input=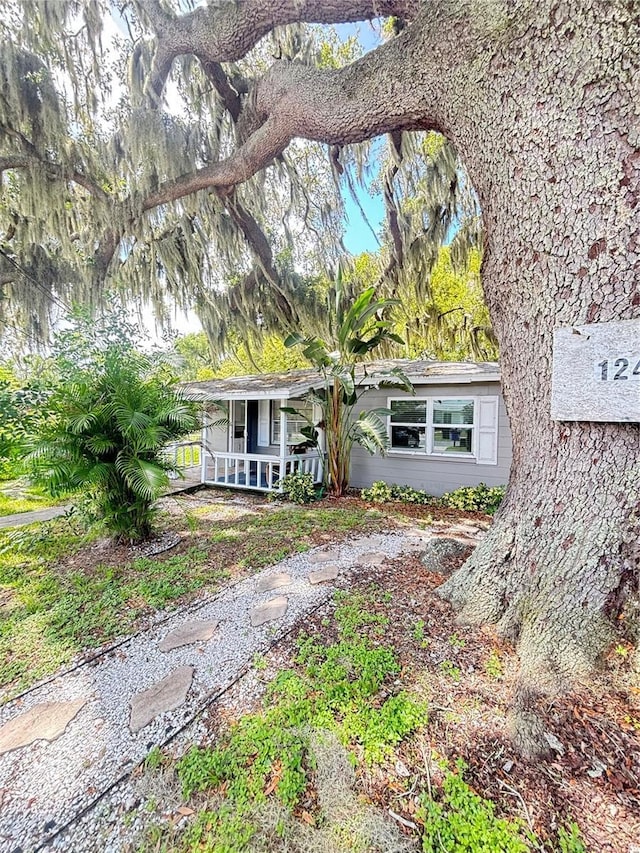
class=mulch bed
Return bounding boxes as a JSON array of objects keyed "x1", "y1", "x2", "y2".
[{"x1": 247, "y1": 536, "x2": 640, "y2": 852}]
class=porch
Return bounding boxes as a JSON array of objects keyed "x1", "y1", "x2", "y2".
[
  {"x1": 201, "y1": 449, "x2": 324, "y2": 493},
  {"x1": 181, "y1": 370, "x2": 327, "y2": 494}
]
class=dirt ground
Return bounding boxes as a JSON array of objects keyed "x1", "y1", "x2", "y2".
[
  {"x1": 19, "y1": 489, "x2": 639, "y2": 850},
  {"x1": 200, "y1": 500, "x2": 640, "y2": 853}
]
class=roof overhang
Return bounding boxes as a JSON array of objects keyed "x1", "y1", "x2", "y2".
[{"x1": 182, "y1": 359, "x2": 501, "y2": 403}]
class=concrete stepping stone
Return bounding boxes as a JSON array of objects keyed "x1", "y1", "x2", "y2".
[
  {"x1": 308, "y1": 564, "x2": 340, "y2": 585},
  {"x1": 159, "y1": 619, "x2": 219, "y2": 652},
  {"x1": 129, "y1": 666, "x2": 194, "y2": 733},
  {"x1": 308, "y1": 550, "x2": 340, "y2": 564},
  {"x1": 256, "y1": 571, "x2": 292, "y2": 593},
  {"x1": 357, "y1": 551, "x2": 388, "y2": 567},
  {"x1": 250, "y1": 595, "x2": 288, "y2": 627},
  {"x1": 0, "y1": 699, "x2": 86, "y2": 756}
]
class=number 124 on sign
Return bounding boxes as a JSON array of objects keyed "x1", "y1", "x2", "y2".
[{"x1": 595, "y1": 356, "x2": 640, "y2": 382}]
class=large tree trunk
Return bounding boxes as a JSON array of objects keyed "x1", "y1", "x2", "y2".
[{"x1": 433, "y1": 1, "x2": 640, "y2": 753}]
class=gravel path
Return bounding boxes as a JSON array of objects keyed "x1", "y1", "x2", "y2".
[{"x1": 0, "y1": 529, "x2": 432, "y2": 853}]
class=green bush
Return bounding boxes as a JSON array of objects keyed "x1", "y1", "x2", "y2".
[
  {"x1": 27, "y1": 311, "x2": 199, "y2": 543},
  {"x1": 361, "y1": 480, "x2": 433, "y2": 505},
  {"x1": 275, "y1": 471, "x2": 319, "y2": 504},
  {"x1": 440, "y1": 483, "x2": 505, "y2": 514}
]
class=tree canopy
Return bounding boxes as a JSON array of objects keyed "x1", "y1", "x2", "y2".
[{"x1": 0, "y1": 1, "x2": 481, "y2": 355}]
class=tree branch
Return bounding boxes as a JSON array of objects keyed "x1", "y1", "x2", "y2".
[
  {"x1": 224, "y1": 193, "x2": 277, "y2": 279},
  {"x1": 146, "y1": 0, "x2": 419, "y2": 65},
  {"x1": 0, "y1": 149, "x2": 109, "y2": 201},
  {"x1": 200, "y1": 61, "x2": 243, "y2": 122},
  {"x1": 139, "y1": 28, "x2": 436, "y2": 211}
]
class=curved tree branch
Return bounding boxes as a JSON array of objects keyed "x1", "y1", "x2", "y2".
[
  {"x1": 141, "y1": 0, "x2": 419, "y2": 65},
  {"x1": 139, "y1": 26, "x2": 439, "y2": 213},
  {"x1": 0, "y1": 149, "x2": 109, "y2": 201}
]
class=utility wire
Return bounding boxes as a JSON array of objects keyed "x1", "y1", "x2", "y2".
[{"x1": 0, "y1": 317, "x2": 50, "y2": 350}]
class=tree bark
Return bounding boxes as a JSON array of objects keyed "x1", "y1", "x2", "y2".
[{"x1": 427, "y1": 0, "x2": 640, "y2": 754}]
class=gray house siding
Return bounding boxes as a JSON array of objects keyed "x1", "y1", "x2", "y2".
[{"x1": 349, "y1": 382, "x2": 512, "y2": 496}]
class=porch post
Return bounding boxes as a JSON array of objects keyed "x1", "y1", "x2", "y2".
[
  {"x1": 200, "y1": 406, "x2": 208, "y2": 484},
  {"x1": 279, "y1": 397, "x2": 287, "y2": 489}
]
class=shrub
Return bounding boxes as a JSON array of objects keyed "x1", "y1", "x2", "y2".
[
  {"x1": 361, "y1": 480, "x2": 433, "y2": 505},
  {"x1": 440, "y1": 483, "x2": 505, "y2": 514},
  {"x1": 28, "y1": 311, "x2": 199, "y2": 542},
  {"x1": 275, "y1": 471, "x2": 319, "y2": 504}
]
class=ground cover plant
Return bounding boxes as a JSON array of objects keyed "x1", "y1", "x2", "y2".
[
  {"x1": 361, "y1": 481, "x2": 506, "y2": 516},
  {"x1": 0, "y1": 492, "x2": 385, "y2": 699},
  {"x1": 127, "y1": 567, "x2": 623, "y2": 853}
]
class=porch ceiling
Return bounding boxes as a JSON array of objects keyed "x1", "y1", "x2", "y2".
[{"x1": 182, "y1": 359, "x2": 501, "y2": 402}]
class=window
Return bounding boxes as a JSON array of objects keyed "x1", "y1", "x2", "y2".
[
  {"x1": 389, "y1": 399, "x2": 427, "y2": 450},
  {"x1": 271, "y1": 399, "x2": 315, "y2": 446},
  {"x1": 388, "y1": 397, "x2": 477, "y2": 457},
  {"x1": 432, "y1": 399, "x2": 474, "y2": 455}
]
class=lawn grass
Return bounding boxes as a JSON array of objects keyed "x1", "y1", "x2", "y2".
[
  {"x1": 0, "y1": 516, "x2": 226, "y2": 696},
  {"x1": 0, "y1": 497, "x2": 380, "y2": 699},
  {"x1": 207, "y1": 505, "x2": 379, "y2": 569},
  {"x1": 0, "y1": 479, "x2": 67, "y2": 516}
]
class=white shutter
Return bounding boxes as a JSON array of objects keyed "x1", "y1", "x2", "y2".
[
  {"x1": 258, "y1": 399, "x2": 271, "y2": 446},
  {"x1": 476, "y1": 396, "x2": 499, "y2": 465}
]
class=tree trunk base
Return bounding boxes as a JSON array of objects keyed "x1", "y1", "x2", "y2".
[{"x1": 437, "y1": 485, "x2": 640, "y2": 759}]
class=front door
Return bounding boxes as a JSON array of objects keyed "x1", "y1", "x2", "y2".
[
  {"x1": 246, "y1": 400, "x2": 259, "y2": 454},
  {"x1": 231, "y1": 400, "x2": 246, "y2": 453}
]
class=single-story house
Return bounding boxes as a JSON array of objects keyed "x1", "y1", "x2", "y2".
[{"x1": 182, "y1": 359, "x2": 512, "y2": 496}]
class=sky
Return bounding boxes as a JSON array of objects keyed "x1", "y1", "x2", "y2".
[{"x1": 336, "y1": 22, "x2": 386, "y2": 256}]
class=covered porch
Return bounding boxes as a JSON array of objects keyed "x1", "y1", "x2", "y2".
[{"x1": 183, "y1": 369, "x2": 325, "y2": 494}]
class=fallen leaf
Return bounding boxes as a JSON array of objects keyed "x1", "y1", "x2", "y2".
[{"x1": 176, "y1": 806, "x2": 195, "y2": 817}]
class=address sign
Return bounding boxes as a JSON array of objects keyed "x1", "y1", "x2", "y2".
[{"x1": 551, "y1": 320, "x2": 640, "y2": 422}]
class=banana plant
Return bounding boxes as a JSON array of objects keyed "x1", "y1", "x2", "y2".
[{"x1": 284, "y1": 283, "x2": 413, "y2": 496}]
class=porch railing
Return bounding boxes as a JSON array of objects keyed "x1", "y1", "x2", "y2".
[
  {"x1": 164, "y1": 440, "x2": 202, "y2": 479},
  {"x1": 202, "y1": 450, "x2": 324, "y2": 493}
]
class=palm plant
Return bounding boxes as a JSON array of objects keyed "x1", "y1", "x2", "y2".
[
  {"x1": 284, "y1": 283, "x2": 413, "y2": 496},
  {"x1": 29, "y1": 345, "x2": 199, "y2": 542}
]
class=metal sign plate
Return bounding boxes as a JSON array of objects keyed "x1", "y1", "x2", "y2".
[{"x1": 550, "y1": 320, "x2": 640, "y2": 422}]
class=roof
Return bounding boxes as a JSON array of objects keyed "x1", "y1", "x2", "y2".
[{"x1": 182, "y1": 359, "x2": 501, "y2": 402}]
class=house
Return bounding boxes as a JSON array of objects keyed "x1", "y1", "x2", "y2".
[{"x1": 182, "y1": 359, "x2": 512, "y2": 496}]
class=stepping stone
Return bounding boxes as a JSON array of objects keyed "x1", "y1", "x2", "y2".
[
  {"x1": 250, "y1": 595, "x2": 288, "y2": 627},
  {"x1": 357, "y1": 551, "x2": 388, "y2": 567},
  {"x1": 159, "y1": 619, "x2": 219, "y2": 652},
  {"x1": 308, "y1": 564, "x2": 339, "y2": 585},
  {"x1": 0, "y1": 699, "x2": 86, "y2": 756},
  {"x1": 308, "y1": 550, "x2": 339, "y2": 565},
  {"x1": 130, "y1": 666, "x2": 194, "y2": 733},
  {"x1": 256, "y1": 572, "x2": 292, "y2": 593}
]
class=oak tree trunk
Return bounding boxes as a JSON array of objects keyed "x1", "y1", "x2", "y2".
[{"x1": 426, "y1": 1, "x2": 640, "y2": 752}]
